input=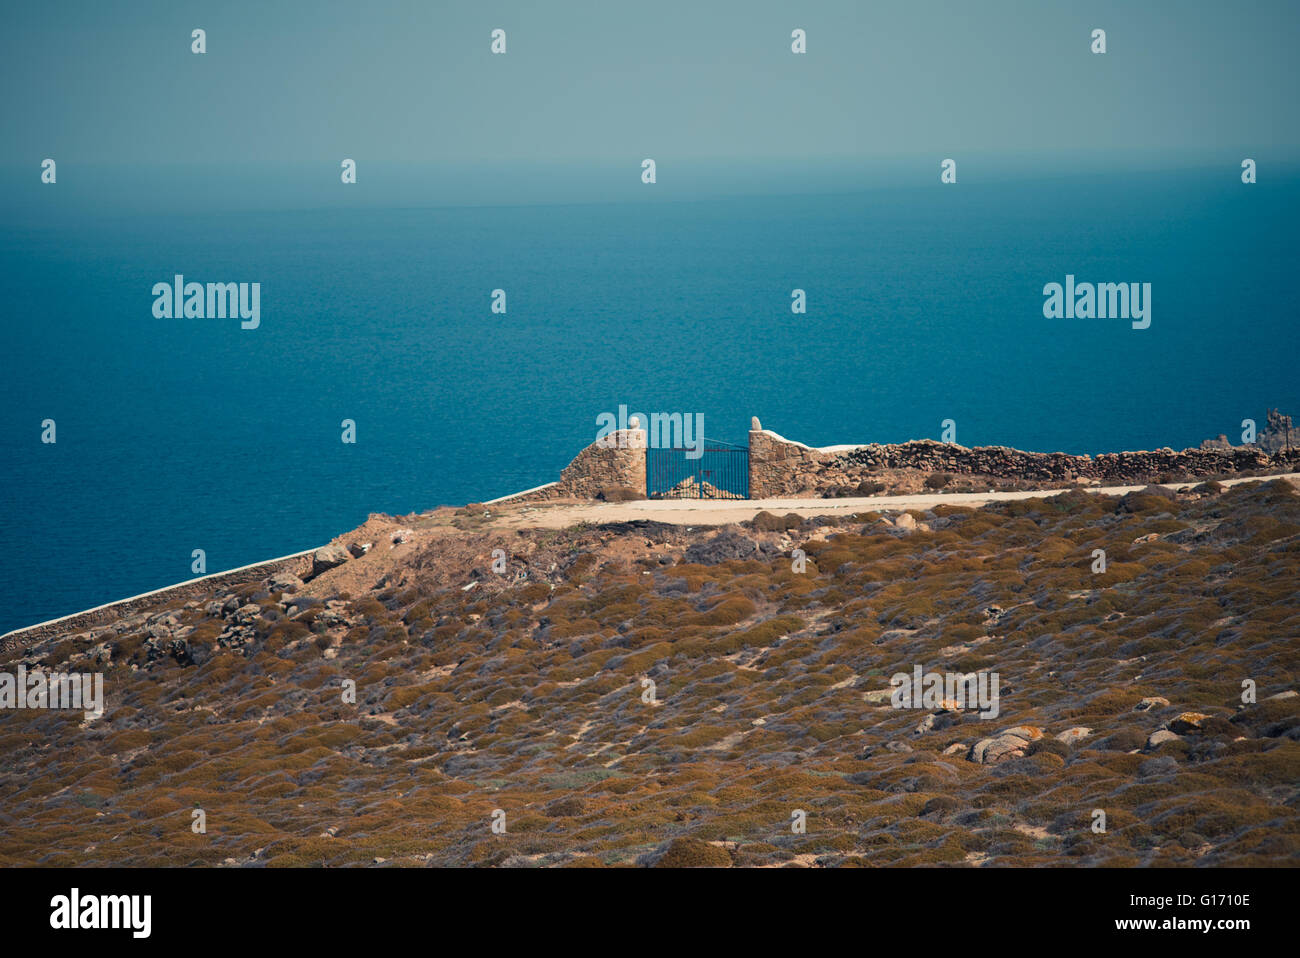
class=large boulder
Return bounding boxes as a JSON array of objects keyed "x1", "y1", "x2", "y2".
[
  {"x1": 1145, "y1": 729, "x2": 1182, "y2": 750},
  {"x1": 1055, "y1": 726, "x2": 1092, "y2": 746},
  {"x1": 311, "y1": 545, "x2": 351, "y2": 577},
  {"x1": 1169, "y1": 711, "x2": 1210, "y2": 734},
  {"x1": 999, "y1": 725, "x2": 1043, "y2": 741},
  {"x1": 268, "y1": 571, "x2": 304, "y2": 594},
  {"x1": 969, "y1": 734, "x2": 1030, "y2": 765}
]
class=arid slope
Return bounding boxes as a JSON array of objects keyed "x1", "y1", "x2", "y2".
[{"x1": 1, "y1": 479, "x2": 1297, "y2": 867}]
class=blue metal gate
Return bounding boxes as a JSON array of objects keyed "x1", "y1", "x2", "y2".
[{"x1": 646, "y1": 440, "x2": 749, "y2": 499}]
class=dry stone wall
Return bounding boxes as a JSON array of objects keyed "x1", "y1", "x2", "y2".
[
  {"x1": 494, "y1": 414, "x2": 1298, "y2": 505},
  {"x1": 748, "y1": 421, "x2": 1299, "y2": 499},
  {"x1": 1, "y1": 551, "x2": 314, "y2": 653}
]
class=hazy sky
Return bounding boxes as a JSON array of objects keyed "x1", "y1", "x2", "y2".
[{"x1": 4, "y1": 0, "x2": 1298, "y2": 168}]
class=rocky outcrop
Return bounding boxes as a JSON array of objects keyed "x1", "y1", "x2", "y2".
[
  {"x1": 1260, "y1": 408, "x2": 1296, "y2": 455},
  {"x1": 1200, "y1": 410, "x2": 1294, "y2": 455}
]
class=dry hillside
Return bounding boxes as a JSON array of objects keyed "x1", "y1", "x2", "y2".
[{"x1": 1, "y1": 479, "x2": 1298, "y2": 867}]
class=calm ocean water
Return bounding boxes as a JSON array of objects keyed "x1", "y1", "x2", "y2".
[{"x1": 1, "y1": 169, "x2": 1296, "y2": 632}]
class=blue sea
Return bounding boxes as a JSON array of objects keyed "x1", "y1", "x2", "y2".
[{"x1": 2, "y1": 166, "x2": 1297, "y2": 633}]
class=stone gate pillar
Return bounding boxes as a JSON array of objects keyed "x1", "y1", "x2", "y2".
[
  {"x1": 553, "y1": 416, "x2": 647, "y2": 499},
  {"x1": 748, "y1": 416, "x2": 766, "y2": 499}
]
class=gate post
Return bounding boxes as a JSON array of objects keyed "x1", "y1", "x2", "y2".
[
  {"x1": 748, "y1": 416, "x2": 764, "y2": 499},
  {"x1": 552, "y1": 416, "x2": 647, "y2": 499},
  {"x1": 628, "y1": 416, "x2": 648, "y2": 497}
]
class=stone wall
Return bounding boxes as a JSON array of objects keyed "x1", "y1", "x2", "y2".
[
  {"x1": 748, "y1": 418, "x2": 1300, "y2": 499},
  {"x1": 0, "y1": 550, "x2": 315, "y2": 654},
  {"x1": 748, "y1": 422, "x2": 837, "y2": 498},
  {"x1": 491, "y1": 414, "x2": 1299, "y2": 505},
  {"x1": 507, "y1": 425, "x2": 648, "y2": 502}
]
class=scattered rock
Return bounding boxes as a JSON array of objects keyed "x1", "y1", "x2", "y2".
[
  {"x1": 232, "y1": 604, "x2": 261, "y2": 624},
  {"x1": 1055, "y1": 726, "x2": 1091, "y2": 745},
  {"x1": 981, "y1": 605, "x2": 1005, "y2": 624},
  {"x1": 315, "y1": 606, "x2": 351, "y2": 630},
  {"x1": 1138, "y1": 756, "x2": 1180, "y2": 777},
  {"x1": 1134, "y1": 696, "x2": 1170, "y2": 712},
  {"x1": 267, "y1": 572, "x2": 303, "y2": 594},
  {"x1": 861, "y1": 740, "x2": 914, "y2": 758},
  {"x1": 999, "y1": 725, "x2": 1043, "y2": 741},
  {"x1": 683, "y1": 531, "x2": 775, "y2": 565},
  {"x1": 1145, "y1": 729, "x2": 1182, "y2": 749}
]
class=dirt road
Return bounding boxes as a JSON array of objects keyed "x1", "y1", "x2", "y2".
[{"x1": 498, "y1": 473, "x2": 1300, "y2": 528}]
